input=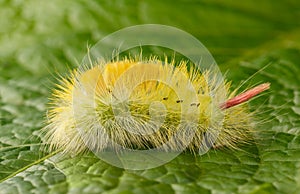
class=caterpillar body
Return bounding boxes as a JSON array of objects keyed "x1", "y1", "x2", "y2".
[{"x1": 43, "y1": 57, "x2": 269, "y2": 155}]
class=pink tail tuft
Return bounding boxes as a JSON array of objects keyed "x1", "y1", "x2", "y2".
[{"x1": 220, "y1": 83, "x2": 270, "y2": 109}]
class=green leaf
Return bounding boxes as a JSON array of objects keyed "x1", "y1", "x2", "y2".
[{"x1": 0, "y1": 1, "x2": 300, "y2": 194}]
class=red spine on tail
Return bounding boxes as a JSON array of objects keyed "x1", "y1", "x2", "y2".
[{"x1": 220, "y1": 83, "x2": 270, "y2": 110}]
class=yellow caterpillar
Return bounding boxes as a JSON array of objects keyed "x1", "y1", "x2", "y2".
[{"x1": 43, "y1": 57, "x2": 269, "y2": 155}]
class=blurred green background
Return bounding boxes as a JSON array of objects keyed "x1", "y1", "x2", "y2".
[{"x1": 0, "y1": 1, "x2": 300, "y2": 194}]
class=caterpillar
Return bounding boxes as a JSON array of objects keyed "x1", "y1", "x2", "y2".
[{"x1": 43, "y1": 56, "x2": 270, "y2": 156}]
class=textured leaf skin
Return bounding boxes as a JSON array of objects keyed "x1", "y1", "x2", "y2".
[{"x1": 0, "y1": 1, "x2": 300, "y2": 194}]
